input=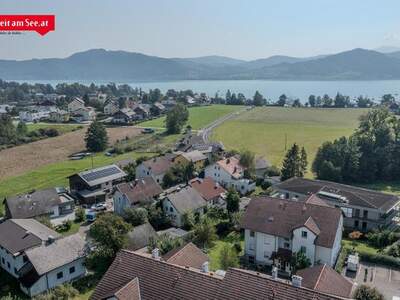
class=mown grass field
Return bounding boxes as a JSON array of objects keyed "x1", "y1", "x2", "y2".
[
  {"x1": 211, "y1": 107, "x2": 369, "y2": 174},
  {"x1": 0, "y1": 151, "x2": 155, "y2": 214},
  {"x1": 139, "y1": 105, "x2": 243, "y2": 129}
]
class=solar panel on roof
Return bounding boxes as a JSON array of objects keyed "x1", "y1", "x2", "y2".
[{"x1": 81, "y1": 166, "x2": 121, "y2": 182}]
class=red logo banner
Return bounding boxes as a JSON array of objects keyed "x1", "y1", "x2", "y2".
[{"x1": 0, "y1": 15, "x2": 55, "y2": 36}]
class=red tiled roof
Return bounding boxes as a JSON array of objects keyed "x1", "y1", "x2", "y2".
[
  {"x1": 216, "y1": 157, "x2": 244, "y2": 179},
  {"x1": 297, "y1": 264, "x2": 353, "y2": 298},
  {"x1": 189, "y1": 177, "x2": 226, "y2": 202},
  {"x1": 241, "y1": 196, "x2": 342, "y2": 248},
  {"x1": 91, "y1": 250, "x2": 342, "y2": 300},
  {"x1": 163, "y1": 242, "x2": 208, "y2": 270},
  {"x1": 113, "y1": 277, "x2": 141, "y2": 300},
  {"x1": 116, "y1": 178, "x2": 163, "y2": 206}
]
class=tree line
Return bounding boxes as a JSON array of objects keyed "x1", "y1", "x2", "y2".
[{"x1": 313, "y1": 108, "x2": 400, "y2": 183}]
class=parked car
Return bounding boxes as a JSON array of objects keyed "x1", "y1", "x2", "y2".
[
  {"x1": 142, "y1": 128, "x2": 155, "y2": 134},
  {"x1": 91, "y1": 203, "x2": 107, "y2": 211}
]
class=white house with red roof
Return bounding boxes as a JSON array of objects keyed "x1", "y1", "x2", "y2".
[{"x1": 204, "y1": 156, "x2": 255, "y2": 195}]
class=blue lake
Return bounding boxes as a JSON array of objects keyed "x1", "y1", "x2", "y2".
[{"x1": 19, "y1": 80, "x2": 400, "y2": 102}]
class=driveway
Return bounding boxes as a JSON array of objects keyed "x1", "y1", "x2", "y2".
[{"x1": 348, "y1": 262, "x2": 400, "y2": 300}]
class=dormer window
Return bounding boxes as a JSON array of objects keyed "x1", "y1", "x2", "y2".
[{"x1": 301, "y1": 231, "x2": 307, "y2": 238}]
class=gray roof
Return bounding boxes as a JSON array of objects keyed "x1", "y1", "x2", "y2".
[
  {"x1": 274, "y1": 177, "x2": 400, "y2": 211},
  {"x1": 165, "y1": 186, "x2": 206, "y2": 214},
  {"x1": 6, "y1": 188, "x2": 73, "y2": 219},
  {"x1": 180, "y1": 150, "x2": 207, "y2": 163},
  {"x1": 26, "y1": 234, "x2": 87, "y2": 276},
  {"x1": 126, "y1": 223, "x2": 157, "y2": 251},
  {"x1": 255, "y1": 157, "x2": 270, "y2": 170},
  {"x1": 0, "y1": 219, "x2": 60, "y2": 255},
  {"x1": 77, "y1": 164, "x2": 126, "y2": 186},
  {"x1": 157, "y1": 227, "x2": 189, "y2": 239}
]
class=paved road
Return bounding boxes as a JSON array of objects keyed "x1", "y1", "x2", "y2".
[{"x1": 199, "y1": 106, "x2": 250, "y2": 143}]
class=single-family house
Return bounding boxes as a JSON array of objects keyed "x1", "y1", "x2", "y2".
[
  {"x1": 151, "y1": 102, "x2": 166, "y2": 116},
  {"x1": 19, "y1": 234, "x2": 88, "y2": 297},
  {"x1": 0, "y1": 219, "x2": 61, "y2": 279},
  {"x1": 90, "y1": 248, "x2": 343, "y2": 300},
  {"x1": 297, "y1": 264, "x2": 353, "y2": 299},
  {"x1": 126, "y1": 223, "x2": 158, "y2": 252},
  {"x1": 161, "y1": 98, "x2": 177, "y2": 110},
  {"x1": 135, "y1": 154, "x2": 176, "y2": 184},
  {"x1": 255, "y1": 157, "x2": 270, "y2": 179},
  {"x1": 67, "y1": 97, "x2": 85, "y2": 113},
  {"x1": 113, "y1": 178, "x2": 163, "y2": 215},
  {"x1": 205, "y1": 156, "x2": 256, "y2": 195},
  {"x1": 273, "y1": 177, "x2": 400, "y2": 231},
  {"x1": 49, "y1": 110, "x2": 70, "y2": 123},
  {"x1": 104, "y1": 101, "x2": 119, "y2": 116},
  {"x1": 189, "y1": 177, "x2": 226, "y2": 206},
  {"x1": 112, "y1": 108, "x2": 136, "y2": 124},
  {"x1": 241, "y1": 196, "x2": 343, "y2": 274},
  {"x1": 174, "y1": 150, "x2": 207, "y2": 172},
  {"x1": 19, "y1": 111, "x2": 49, "y2": 123},
  {"x1": 69, "y1": 164, "x2": 126, "y2": 204},
  {"x1": 5, "y1": 187, "x2": 75, "y2": 220},
  {"x1": 161, "y1": 185, "x2": 206, "y2": 227},
  {"x1": 133, "y1": 104, "x2": 150, "y2": 120},
  {"x1": 163, "y1": 242, "x2": 208, "y2": 270},
  {"x1": 71, "y1": 107, "x2": 96, "y2": 122}
]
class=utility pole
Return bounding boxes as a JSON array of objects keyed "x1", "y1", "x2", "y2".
[{"x1": 284, "y1": 133, "x2": 287, "y2": 152}]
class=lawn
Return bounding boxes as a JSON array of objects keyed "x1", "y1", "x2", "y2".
[
  {"x1": 0, "y1": 151, "x2": 155, "y2": 214},
  {"x1": 139, "y1": 105, "x2": 243, "y2": 130},
  {"x1": 211, "y1": 107, "x2": 369, "y2": 174},
  {"x1": 342, "y1": 238, "x2": 379, "y2": 255},
  {"x1": 27, "y1": 122, "x2": 83, "y2": 134}
]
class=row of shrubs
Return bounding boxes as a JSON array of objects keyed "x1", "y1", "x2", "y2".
[{"x1": 359, "y1": 251, "x2": 400, "y2": 269}]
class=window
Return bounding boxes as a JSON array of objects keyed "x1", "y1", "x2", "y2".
[
  {"x1": 248, "y1": 256, "x2": 255, "y2": 264},
  {"x1": 362, "y1": 222, "x2": 367, "y2": 231},
  {"x1": 354, "y1": 220, "x2": 359, "y2": 228},
  {"x1": 69, "y1": 266, "x2": 75, "y2": 274},
  {"x1": 363, "y1": 210, "x2": 368, "y2": 219},
  {"x1": 169, "y1": 207, "x2": 173, "y2": 212},
  {"x1": 250, "y1": 231, "x2": 255, "y2": 237},
  {"x1": 249, "y1": 243, "x2": 255, "y2": 251},
  {"x1": 264, "y1": 251, "x2": 270, "y2": 258},
  {"x1": 14, "y1": 268, "x2": 18, "y2": 274},
  {"x1": 7, "y1": 262, "x2": 10, "y2": 269},
  {"x1": 355, "y1": 209, "x2": 360, "y2": 217},
  {"x1": 1, "y1": 258, "x2": 4, "y2": 264},
  {"x1": 341, "y1": 207, "x2": 353, "y2": 218},
  {"x1": 284, "y1": 242, "x2": 290, "y2": 248},
  {"x1": 285, "y1": 193, "x2": 289, "y2": 199},
  {"x1": 23, "y1": 255, "x2": 28, "y2": 263},
  {"x1": 301, "y1": 231, "x2": 307, "y2": 238},
  {"x1": 300, "y1": 246, "x2": 306, "y2": 253},
  {"x1": 57, "y1": 272, "x2": 63, "y2": 279}
]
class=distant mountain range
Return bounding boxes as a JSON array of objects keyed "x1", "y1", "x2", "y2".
[{"x1": 3, "y1": 48, "x2": 400, "y2": 81}]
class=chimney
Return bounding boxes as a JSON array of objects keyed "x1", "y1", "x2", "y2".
[
  {"x1": 201, "y1": 261, "x2": 209, "y2": 273},
  {"x1": 292, "y1": 275, "x2": 302, "y2": 288},
  {"x1": 271, "y1": 266, "x2": 278, "y2": 279},
  {"x1": 152, "y1": 248, "x2": 160, "y2": 260}
]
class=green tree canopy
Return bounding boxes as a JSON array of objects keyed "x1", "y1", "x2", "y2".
[
  {"x1": 281, "y1": 143, "x2": 307, "y2": 181},
  {"x1": 353, "y1": 285, "x2": 384, "y2": 300},
  {"x1": 226, "y1": 188, "x2": 240, "y2": 214},
  {"x1": 165, "y1": 103, "x2": 189, "y2": 134},
  {"x1": 85, "y1": 120, "x2": 108, "y2": 152}
]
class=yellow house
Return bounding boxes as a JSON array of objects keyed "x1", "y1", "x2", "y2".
[{"x1": 174, "y1": 150, "x2": 207, "y2": 172}]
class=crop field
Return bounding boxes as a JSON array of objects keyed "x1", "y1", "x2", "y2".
[
  {"x1": 211, "y1": 107, "x2": 369, "y2": 173},
  {"x1": 0, "y1": 126, "x2": 142, "y2": 181},
  {"x1": 139, "y1": 105, "x2": 243, "y2": 130}
]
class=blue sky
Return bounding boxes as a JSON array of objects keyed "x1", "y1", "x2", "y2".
[{"x1": 1, "y1": 0, "x2": 400, "y2": 60}]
